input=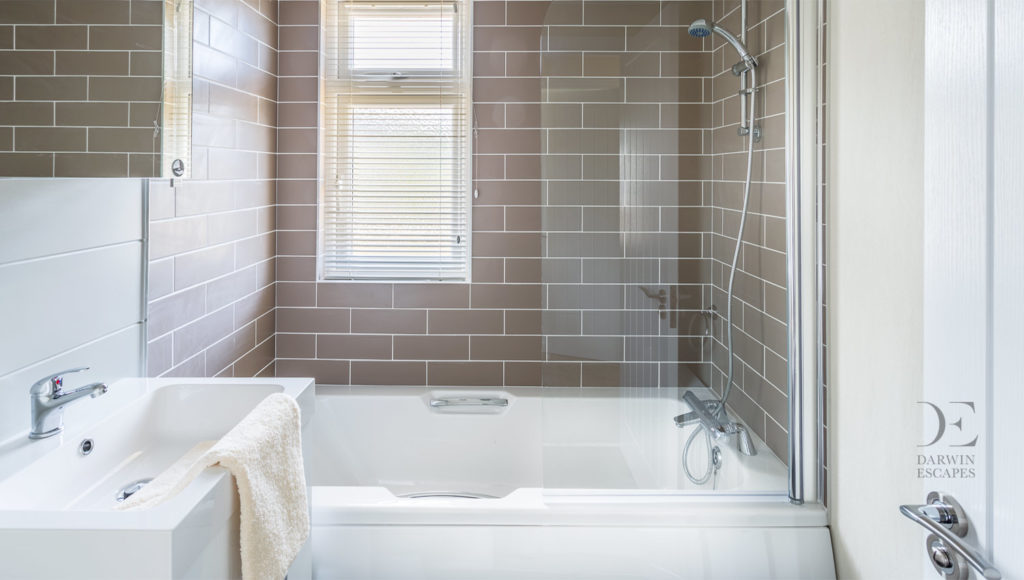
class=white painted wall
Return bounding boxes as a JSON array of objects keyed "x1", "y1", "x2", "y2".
[
  {"x1": 0, "y1": 179, "x2": 145, "y2": 444},
  {"x1": 828, "y1": 1, "x2": 927, "y2": 578}
]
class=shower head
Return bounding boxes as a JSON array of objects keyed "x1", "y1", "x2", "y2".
[
  {"x1": 687, "y1": 18, "x2": 758, "y2": 74},
  {"x1": 687, "y1": 18, "x2": 713, "y2": 38}
]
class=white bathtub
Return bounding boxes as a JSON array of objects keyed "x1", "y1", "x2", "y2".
[{"x1": 310, "y1": 386, "x2": 834, "y2": 579}]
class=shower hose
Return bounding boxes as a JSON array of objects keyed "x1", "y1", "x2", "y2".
[{"x1": 683, "y1": 67, "x2": 758, "y2": 485}]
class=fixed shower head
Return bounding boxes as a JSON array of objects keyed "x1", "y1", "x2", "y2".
[
  {"x1": 687, "y1": 18, "x2": 758, "y2": 73},
  {"x1": 687, "y1": 18, "x2": 713, "y2": 38}
]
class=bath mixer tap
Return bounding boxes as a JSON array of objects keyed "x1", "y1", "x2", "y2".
[
  {"x1": 29, "y1": 367, "x2": 108, "y2": 439},
  {"x1": 675, "y1": 391, "x2": 757, "y2": 456}
]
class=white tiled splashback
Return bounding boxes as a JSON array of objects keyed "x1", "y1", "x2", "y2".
[{"x1": 0, "y1": 179, "x2": 145, "y2": 443}]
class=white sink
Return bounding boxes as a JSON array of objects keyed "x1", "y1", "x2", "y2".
[{"x1": 0, "y1": 377, "x2": 315, "y2": 579}]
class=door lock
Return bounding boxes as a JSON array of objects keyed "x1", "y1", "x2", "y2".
[
  {"x1": 928, "y1": 534, "x2": 967, "y2": 579},
  {"x1": 900, "y1": 491, "x2": 1002, "y2": 579}
]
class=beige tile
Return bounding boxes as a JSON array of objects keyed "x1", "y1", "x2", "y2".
[
  {"x1": 473, "y1": 26, "x2": 543, "y2": 51},
  {"x1": 278, "y1": 77, "x2": 317, "y2": 102},
  {"x1": 473, "y1": 52, "x2": 504, "y2": 76},
  {"x1": 473, "y1": 77, "x2": 542, "y2": 103},
  {"x1": 428, "y1": 361, "x2": 502, "y2": 386},
  {"x1": 547, "y1": 77, "x2": 624, "y2": 103},
  {"x1": 582, "y1": 362, "x2": 621, "y2": 386},
  {"x1": 474, "y1": 1, "x2": 505, "y2": 26},
  {"x1": 505, "y1": 52, "x2": 539, "y2": 76},
  {"x1": 317, "y1": 283, "x2": 393, "y2": 308},
  {"x1": 548, "y1": 27, "x2": 625, "y2": 51},
  {"x1": 15, "y1": 127, "x2": 86, "y2": 152},
  {"x1": 473, "y1": 232, "x2": 541, "y2": 257},
  {"x1": 626, "y1": 77, "x2": 703, "y2": 103},
  {"x1": 394, "y1": 284, "x2": 470, "y2": 308},
  {"x1": 540, "y1": 362, "x2": 581, "y2": 386},
  {"x1": 55, "y1": 51, "x2": 129, "y2": 75},
  {"x1": 471, "y1": 335, "x2": 542, "y2": 360},
  {"x1": 540, "y1": 52, "x2": 582, "y2": 76},
  {"x1": 475, "y1": 129, "x2": 542, "y2": 155},
  {"x1": 15, "y1": 25, "x2": 87, "y2": 49},
  {"x1": 506, "y1": 1, "x2": 581, "y2": 25},
  {"x1": 428, "y1": 309, "x2": 503, "y2": 334},
  {"x1": 277, "y1": 359, "x2": 350, "y2": 385},
  {"x1": 89, "y1": 76, "x2": 161, "y2": 101},
  {"x1": 472, "y1": 206, "x2": 504, "y2": 231},
  {"x1": 279, "y1": 25, "x2": 318, "y2": 50},
  {"x1": 0, "y1": 76, "x2": 11, "y2": 100},
  {"x1": 584, "y1": 52, "x2": 660, "y2": 77},
  {"x1": 0, "y1": 50, "x2": 53, "y2": 75},
  {"x1": 130, "y1": 51, "x2": 161, "y2": 76},
  {"x1": 54, "y1": 153, "x2": 128, "y2": 177},
  {"x1": 278, "y1": 1, "x2": 320, "y2": 26},
  {"x1": 277, "y1": 281, "x2": 316, "y2": 307},
  {"x1": 504, "y1": 258, "x2": 542, "y2": 283},
  {"x1": 318, "y1": 334, "x2": 392, "y2": 359},
  {"x1": 471, "y1": 283, "x2": 542, "y2": 309},
  {"x1": 0, "y1": 152, "x2": 52, "y2": 176},
  {"x1": 277, "y1": 256, "x2": 316, "y2": 281},
  {"x1": 351, "y1": 361, "x2": 425, "y2": 385},
  {"x1": 56, "y1": 0, "x2": 129, "y2": 23},
  {"x1": 277, "y1": 230, "x2": 317, "y2": 256},
  {"x1": 0, "y1": 26, "x2": 9, "y2": 49},
  {"x1": 470, "y1": 258, "x2": 504, "y2": 283},
  {"x1": 0, "y1": 126, "x2": 11, "y2": 150},
  {"x1": 394, "y1": 335, "x2": 468, "y2": 360},
  {"x1": 15, "y1": 77, "x2": 86, "y2": 101},
  {"x1": 88, "y1": 127, "x2": 156, "y2": 153},
  {"x1": 277, "y1": 307, "x2": 350, "y2": 333},
  {"x1": 585, "y1": 1, "x2": 660, "y2": 25},
  {"x1": 0, "y1": 1, "x2": 55, "y2": 24},
  {"x1": 504, "y1": 308, "x2": 540, "y2": 334},
  {"x1": 504, "y1": 361, "x2": 539, "y2": 386},
  {"x1": 131, "y1": 0, "x2": 163, "y2": 24},
  {"x1": 351, "y1": 309, "x2": 426, "y2": 334},
  {"x1": 89, "y1": 25, "x2": 161, "y2": 50}
]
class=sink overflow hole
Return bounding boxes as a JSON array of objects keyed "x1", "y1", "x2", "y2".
[
  {"x1": 116, "y1": 478, "x2": 154, "y2": 503},
  {"x1": 78, "y1": 439, "x2": 94, "y2": 456}
]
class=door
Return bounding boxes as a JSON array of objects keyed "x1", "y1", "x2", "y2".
[{"x1": 906, "y1": 0, "x2": 1023, "y2": 577}]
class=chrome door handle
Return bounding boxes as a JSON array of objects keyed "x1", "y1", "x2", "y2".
[
  {"x1": 900, "y1": 492, "x2": 1001, "y2": 579},
  {"x1": 429, "y1": 397, "x2": 508, "y2": 408}
]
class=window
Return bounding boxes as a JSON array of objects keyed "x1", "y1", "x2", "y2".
[{"x1": 323, "y1": 0, "x2": 471, "y2": 280}]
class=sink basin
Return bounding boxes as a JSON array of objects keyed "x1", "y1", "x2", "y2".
[{"x1": 0, "y1": 377, "x2": 315, "y2": 579}]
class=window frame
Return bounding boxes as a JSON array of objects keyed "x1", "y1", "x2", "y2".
[{"x1": 319, "y1": 0, "x2": 473, "y2": 283}]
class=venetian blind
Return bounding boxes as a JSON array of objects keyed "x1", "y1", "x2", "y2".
[{"x1": 323, "y1": 0, "x2": 471, "y2": 280}]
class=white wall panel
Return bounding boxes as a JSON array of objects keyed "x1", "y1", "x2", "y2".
[
  {"x1": 0, "y1": 179, "x2": 142, "y2": 266},
  {"x1": 0, "y1": 178, "x2": 144, "y2": 443}
]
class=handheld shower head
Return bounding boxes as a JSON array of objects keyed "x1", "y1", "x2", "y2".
[
  {"x1": 687, "y1": 18, "x2": 758, "y2": 73},
  {"x1": 687, "y1": 18, "x2": 713, "y2": 38}
]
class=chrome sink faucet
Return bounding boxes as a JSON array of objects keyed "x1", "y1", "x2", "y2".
[
  {"x1": 675, "y1": 391, "x2": 757, "y2": 456},
  {"x1": 29, "y1": 367, "x2": 108, "y2": 439}
]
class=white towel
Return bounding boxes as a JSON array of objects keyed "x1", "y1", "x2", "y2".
[{"x1": 118, "y1": 393, "x2": 309, "y2": 580}]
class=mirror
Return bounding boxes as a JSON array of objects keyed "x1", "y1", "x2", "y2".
[{"x1": 0, "y1": 0, "x2": 192, "y2": 178}]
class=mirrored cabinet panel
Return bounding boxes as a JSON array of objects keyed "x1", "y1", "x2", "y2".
[{"x1": 0, "y1": 0, "x2": 192, "y2": 178}]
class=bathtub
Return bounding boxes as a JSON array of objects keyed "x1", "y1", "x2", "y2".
[{"x1": 310, "y1": 386, "x2": 834, "y2": 579}]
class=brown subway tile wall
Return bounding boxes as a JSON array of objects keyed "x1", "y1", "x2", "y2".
[
  {"x1": 145, "y1": 0, "x2": 278, "y2": 378},
  {"x1": 707, "y1": 0, "x2": 789, "y2": 460},
  {"x1": 0, "y1": 0, "x2": 162, "y2": 176},
  {"x1": 275, "y1": 0, "x2": 724, "y2": 391}
]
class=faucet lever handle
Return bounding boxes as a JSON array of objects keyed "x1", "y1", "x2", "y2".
[{"x1": 30, "y1": 367, "x2": 90, "y2": 395}]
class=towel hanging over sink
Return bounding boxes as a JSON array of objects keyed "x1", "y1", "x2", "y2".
[{"x1": 117, "y1": 393, "x2": 309, "y2": 580}]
